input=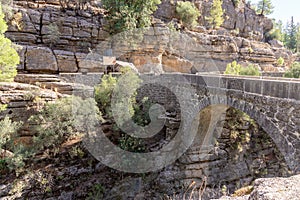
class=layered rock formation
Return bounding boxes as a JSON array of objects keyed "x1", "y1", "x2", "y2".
[{"x1": 5, "y1": 0, "x2": 295, "y2": 74}]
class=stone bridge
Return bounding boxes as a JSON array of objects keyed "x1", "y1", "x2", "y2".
[{"x1": 61, "y1": 72, "x2": 300, "y2": 173}]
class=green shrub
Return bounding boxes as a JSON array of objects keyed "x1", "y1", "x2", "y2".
[
  {"x1": 239, "y1": 65, "x2": 261, "y2": 76},
  {"x1": 225, "y1": 61, "x2": 261, "y2": 76},
  {"x1": 30, "y1": 96, "x2": 102, "y2": 151},
  {"x1": 102, "y1": 0, "x2": 161, "y2": 33},
  {"x1": 0, "y1": 103, "x2": 7, "y2": 112},
  {"x1": 94, "y1": 74, "x2": 117, "y2": 115},
  {"x1": 176, "y1": 1, "x2": 200, "y2": 28},
  {"x1": 277, "y1": 57, "x2": 284, "y2": 66},
  {"x1": 224, "y1": 61, "x2": 241, "y2": 75},
  {"x1": 0, "y1": 116, "x2": 25, "y2": 172},
  {"x1": 0, "y1": 3, "x2": 20, "y2": 82},
  {"x1": 284, "y1": 62, "x2": 300, "y2": 78}
]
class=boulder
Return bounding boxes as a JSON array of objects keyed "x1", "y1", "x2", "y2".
[{"x1": 249, "y1": 174, "x2": 300, "y2": 200}]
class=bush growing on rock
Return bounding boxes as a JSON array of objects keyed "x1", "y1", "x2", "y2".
[
  {"x1": 102, "y1": 0, "x2": 161, "y2": 33},
  {"x1": 225, "y1": 61, "x2": 261, "y2": 76},
  {"x1": 277, "y1": 57, "x2": 285, "y2": 66},
  {"x1": 206, "y1": 0, "x2": 224, "y2": 29},
  {"x1": 175, "y1": 1, "x2": 200, "y2": 29},
  {"x1": 224, "y1": 61, "x2": 241, "y2": 75},
  {"x1": 239, "y1": 64, "x2": 261, "y2": 76}
]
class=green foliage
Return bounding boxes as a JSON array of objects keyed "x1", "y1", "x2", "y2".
[
  {"x1": 30, "y1": 96, "x2": 102, "y2": 151},
  {"x1": 69, "y1": 146, "x2": 85, "y2": 159},
  {"x1": 206, "y1": 0, "x2": 224, "y2": 29},
  {"x1": 224, "y1": 61, "x2": 241, "y2": 75},
  {"x1": 132, "y1": 97, "x2": 152, "y2": 126},
  {"x1": 0, "y1": 103, "x2": 7, "y2": 112},
  {"x1": 233, "y1": 0, "x2": 240, "y2": 7},
  {"x1": 255, "y1": 0, "x2": 274, "y2": 15},
  {"x1": 265, "y1": 20, "x2": 284, "y2": 42},
  {"x1": 284, "y1": 62, "x2": 300, "y2": 78},
  {"x1": 119, "y1": 133, "x2": 144, "y2": 152},
  {"x1": 239, "y1": 65, "x2": 261, "y2": 76},
  {"x1": 86, "y1": 183, "x2": 105, "y2": 200},
  {"x1": 284, "y1": 17, "x2": 298, "y2": 52},
  {"x1": 175, "y1": 1, "x2": 200, "y2": 28},
  {"x1": 0, "y1": 116, "x2": 26, "y2": 172},
  {"x1": 0, "y1": 3, "x2": 20, "y2": 82},
  {"x1": 102, "y1": 0, "x2": 161, "y2": 33},
  {"x1": 277, "y1": 57, "x2": 284, "y2": 66},
  {"x1": 225, "y1": 61, "x2": 260, "y2": 76},
  {"x1": 94, "y1": 74, "x2": 117, "y2": 115}
]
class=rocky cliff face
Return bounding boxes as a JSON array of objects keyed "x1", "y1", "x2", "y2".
[
  {"x1": 156, "y1": 0, "x2": 273, "y2": 41},
  {"x1": 5, "y1": 0, "x2": 295, "y2": 74}
]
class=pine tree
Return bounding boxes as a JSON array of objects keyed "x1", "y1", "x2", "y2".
[
  {"x1": 256, "y1": 0, "x2": 274, "y2": 16},
  {"x1": 285, "y1": 17, "x2": 298, "y2": 52},
  {"x1": 0, "y1": 3, "x2": 20, "y2": 82},
  {"x1": 206, "y1": 0, "x2": 224, "y2": 29}
]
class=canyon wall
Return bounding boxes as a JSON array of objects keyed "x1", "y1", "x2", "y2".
[{"x1": 5, "y1": 0, "x2": 295, "y2": 74}]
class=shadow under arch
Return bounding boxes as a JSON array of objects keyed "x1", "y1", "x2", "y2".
[{"x1": 191, "y1": 95, "x2": 296, "y2": 174}]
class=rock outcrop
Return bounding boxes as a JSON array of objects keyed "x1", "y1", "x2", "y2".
[
  {"x1": 155, "y1": 0, "x2": 273, "y2": 41},
  {"x1": 5, "y1": 0, "x2": 295, "y2": 74},
  {"x1": 216, "y1": 174, "x2": 300, "y2": 200}
]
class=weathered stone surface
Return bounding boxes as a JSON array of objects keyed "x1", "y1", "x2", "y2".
[
  {"x1": 0, "y1": 82, "x2": 60, "y2": 122},
  {"x1": 54, "y1": 50, "x2": 78, "y2": 72},
  {"x1": 249, "y1": 174, "x2": 300, "y2": 200},
  {"x1": 268, "y1": 39, "x2": 284, "y2": 48},
  {"x1": 26, "y1": 46, "x2": 58, "y2": 72},
  {"x1": 6, "y1": 0, "x2": 294, "y2": 74}
]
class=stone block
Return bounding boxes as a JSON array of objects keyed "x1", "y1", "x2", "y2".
[
  {"x1": 54, "y1": 50, "x2": 78, "y2": 72},
  {"x1": 26, "y1": 46, "x2": 58, "y2": 72}
]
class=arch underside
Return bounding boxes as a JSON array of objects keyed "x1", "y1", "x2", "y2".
[{"x1": 190, "y1": 94, "x2": 299, "y2": 173}]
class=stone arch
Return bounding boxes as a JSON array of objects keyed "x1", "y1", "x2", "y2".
[{"x1": 191, "y1": 95, "x2": 296, "y2": 172}]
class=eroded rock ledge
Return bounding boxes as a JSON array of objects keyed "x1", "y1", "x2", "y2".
[{"x1": 5, "y1": 0, "x2": 295, "y2": 74}]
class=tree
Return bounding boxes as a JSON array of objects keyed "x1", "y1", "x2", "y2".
[
  {"x1": 284, "y1": 17, "x2": 298, "y2": 52},
  {"x1": 0, "y1": 3, "x2": 20, "y2": 82},
  {"x1": 102, "y1": 0, "x2": 161, "y2": 33},
  {"x1": 176, "y1": 1, "x2": 200, "y2": 29},
  {"x1": 256, "y1": 0, "x2": 274, "y2": 16},
  {"x1": 206, "y1": 0, "x2": 224, "y2": 29},
  {"x1": 265, "y1": 19, "x2": 284, "y2": 42}
]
